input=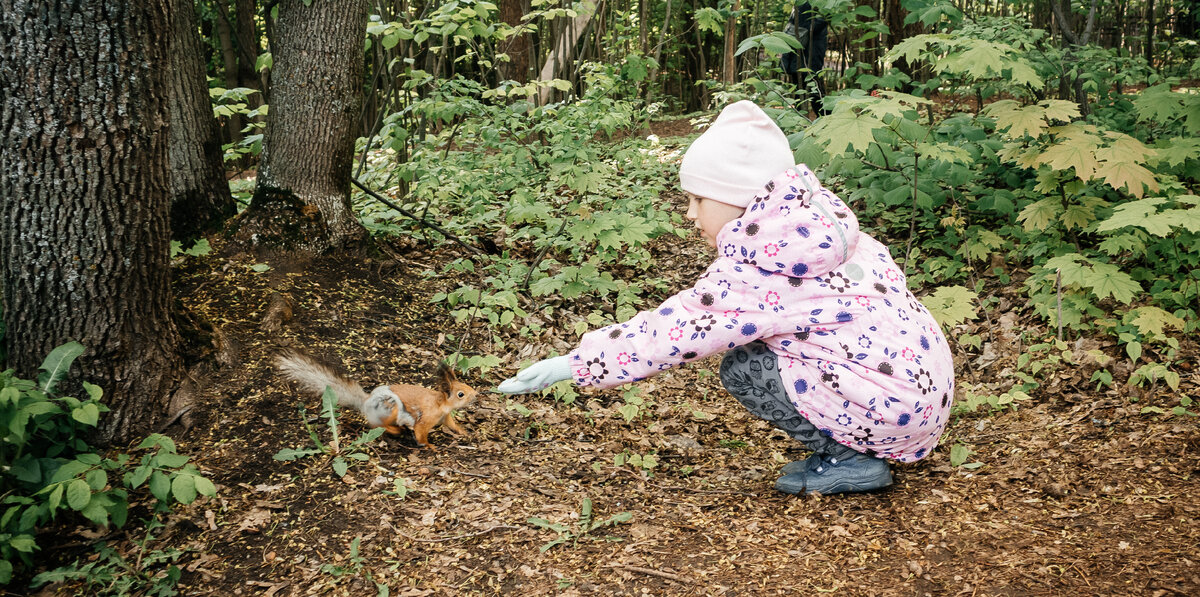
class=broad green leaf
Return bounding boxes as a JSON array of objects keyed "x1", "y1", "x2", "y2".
[
  {"x1": 38, "y1": 341, "x2": 85, "y2": 393},
  {"x1": 949, "y1": 444, "x2": 971, "y2": 467},
  {"x1": 172, "y1": 474, "x2": 198, "y2": 504},
  {"x1": 920, "y1": 286, "x2": 979, "y2": 329},
  {"x1": 194, "y1": 475, "x2": 217, "y2": 497},
  {"x1": 1083, "y1": 263, "x2": 1140, "y2": 304},
  {"x1": 66, "y1": 479, "x2": 92, "y2": 510},
  {"x1": 8, "y1": 535, "x2": 36, "y2": 553},
  {"x1": 985, "y1": 101, "x2": 1047, "y2": 139},
  {"x1": 148, "y1": 471, "x2": 171, "y2": 502},
  {"x1": 71, "y1": 402, "x2": 100, "y2": 427},
  {"x1": 332, "y1": 457, "x2": 349, "y2": 478}
]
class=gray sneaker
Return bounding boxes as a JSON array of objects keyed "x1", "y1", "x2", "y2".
[{"x1": 775, "y1": 453, "x2": 893, "y2": 495}]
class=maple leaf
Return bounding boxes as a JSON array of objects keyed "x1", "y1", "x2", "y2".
[
  {"x1": 987, "y1": 102, "x2": 1049, "y2": 139},
  {"x1": 1155, "y1": 136, "x2": 1200, "y2": 167},
  {"x1": 886, "y1": 34, "x2": 945, "y2": 65},
  {"x1": 954, "y1": 41, "x2": 1006, "y2": 79},
  {"x1": 1036, "y1": 136, "x2": 1100, "y2": 180},
  {"x1": 1097, "y1": 233, "x2": 1146, "y2": 256},
  {"x1": 1042, "y1": 253, "x2": 1088, "y2": 287},
  {"x1": 917, "y1": 142, "x2": 972, "y2": 164},
  {"x1": 1184, "y1": 96, "x2": 1200, "y2": 134},
  {"x1": 1062, "y1": 204, "x2": 1096, "y2": 230},
  {"x1": 1100, "y1": 132, "x2": 1156, "y2": 163},
  {"x1": 1096, "y1": 197, "x2": 1171, "y2": 235},
  {"x1": 1039, "y1": 100, "x2": 1081, "y2": 123},
  {"x1": 1129, "y1": 306, "x2": 1185, "y2": 338},
  {"x1": 1132, "y1": 83, "x2": 1182, "y2": 122},
  {"x1": 1017, "y1": 197, "x2": 1061, "y2": 232},
  {"x1": 808, "y1": 109, "x2": 885, "y2": 155},
  {"x1": 919, "y1": 285, "x2": 979, "y2": 329},
  {"x1": 1098, "y1": 159, "x2": 1158, "y2": 198},
  {"x1": 1084, "y1": 262, "x2": 1140, "y2": 304},
  {"x1": 1007, "y1": 62, "x2": 1043, "y2": 90},
  {"x1": 1174, "y1": 206, "x2": 1200, "y2": 233}
]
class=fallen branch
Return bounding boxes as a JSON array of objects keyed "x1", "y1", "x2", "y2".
[
  {"x1": 351, "y1": 178, "x2": 482, "y2": 255},
  {"x1": 605, "y1": 563, "x2": 689, "y2": 583}
]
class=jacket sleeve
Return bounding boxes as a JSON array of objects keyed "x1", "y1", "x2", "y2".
[{"x1": 567, "y1": 260, "x2": 781, "y2": 390}]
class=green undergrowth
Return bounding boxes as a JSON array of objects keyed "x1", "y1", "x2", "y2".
[{"x1": 348, "y1": 15, "x2": 1198, "y2": 413}]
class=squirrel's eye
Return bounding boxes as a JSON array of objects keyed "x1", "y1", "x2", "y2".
[{"x1": 457, "y1": 391, "x2": 465, "y2": 398}]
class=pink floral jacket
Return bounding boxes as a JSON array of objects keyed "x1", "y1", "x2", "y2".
[{"x1": 568, "y1": 166, "x2": 955, "y2": 462}]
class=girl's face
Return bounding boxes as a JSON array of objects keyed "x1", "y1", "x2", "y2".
[{"x1": 685, "y1": 193, "x2": 745, "y2": 248}]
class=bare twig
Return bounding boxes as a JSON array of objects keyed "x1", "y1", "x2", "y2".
[
  {"x1": 351, "y1": 178, "x2": 482, "y2": 255},
  {"x1": 402, "y1": 525, "x2": 520, "y2": 543}
]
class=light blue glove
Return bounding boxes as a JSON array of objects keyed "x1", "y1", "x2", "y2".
[{"x1": 497, "y1": 356, "x2": 572, "y2": 394}]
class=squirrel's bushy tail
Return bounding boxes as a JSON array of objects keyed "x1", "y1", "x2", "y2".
[{"x1": 275, "y1": 351, "x2": 368, "y2": 409}]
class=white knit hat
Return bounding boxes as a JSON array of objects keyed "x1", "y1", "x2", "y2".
[{"x1": 679, "y1": 100, "x2": 795, "y2": 208}]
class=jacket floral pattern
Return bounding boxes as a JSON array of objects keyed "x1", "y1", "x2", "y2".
[{"x1": 568, "y1": 165, "x2": 955, "y2": 462}]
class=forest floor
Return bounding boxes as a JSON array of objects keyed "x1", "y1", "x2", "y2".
[{"x1": 37, "y1": 120, "x2": 1200, "y2": 597}]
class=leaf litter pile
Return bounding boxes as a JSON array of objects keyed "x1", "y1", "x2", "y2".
[{"x1": 41, "y1": 197, "x2": 1200, "y2": 595}]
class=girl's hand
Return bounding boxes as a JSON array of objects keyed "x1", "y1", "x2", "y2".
[{"x1": 497, "y1": 356, "x2": 572, "y2": 394}]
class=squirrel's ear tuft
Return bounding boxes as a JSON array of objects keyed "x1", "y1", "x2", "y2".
[{"x1": 435, "y1": 361, "x2": 455, "y2": 394}]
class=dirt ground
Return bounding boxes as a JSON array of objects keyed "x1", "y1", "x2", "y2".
[{"x1": 32, "y1": 128, "x2": 1200, "y2": 596}]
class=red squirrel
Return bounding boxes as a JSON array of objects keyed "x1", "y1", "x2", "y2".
[{"x1": 274, "y1": 351, "x2": 478, "y2": 448}]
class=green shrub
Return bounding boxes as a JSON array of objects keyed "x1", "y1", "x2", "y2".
[{"x1": 1, "y1": 342, "x2": 215, "y2": 588}]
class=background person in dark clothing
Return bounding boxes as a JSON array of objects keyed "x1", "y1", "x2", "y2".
[{"x1": 781, "y1": 2, "x2": 829, "y2": 113}]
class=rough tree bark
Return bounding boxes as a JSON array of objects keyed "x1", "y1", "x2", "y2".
[
  {"x1": 234, "y1": 0, "x2": 370, "y2": 255},
  {"x1": 1, "y1": 0, "x2": 183, "y2": 444},
  {"x1": 499, "y1": 0, "x2": 531, "y2": 83},
  {"x1": 169, "y1": 0, "x2": 238, "y2": 239}
]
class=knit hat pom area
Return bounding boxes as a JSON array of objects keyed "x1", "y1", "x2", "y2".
[{"x1": 678, "y1": 100, "x2": 796, "y2": 208}]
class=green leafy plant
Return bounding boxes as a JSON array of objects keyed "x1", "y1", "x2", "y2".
[
  {"x1": 30, "y1": 519, "x2": 185, "y2": 597},
  {"x1": 318, "y1": 536, "x2": 388, "y2": 596},
  {"x1": 273, "y1": 386, "x2": 384, "y2": 478},
  {"x1": 1, "y1": 342, "x2": 214, "y2": 590},
  {"x1": 613, "y1": 450, "x2": 658, "y2": 476},
  {"x1": 527, "y1": 497, "x2": 632, "y2": 552}
]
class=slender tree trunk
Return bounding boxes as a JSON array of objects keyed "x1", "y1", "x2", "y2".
[
  {"x1": 235, "y1": 0, "x2": 370, "y2": 255},
  {"x1": 213, "y1": 0, "x2": 246, "y2": 146},
  {"x1": 169, "y1": 0, "x2": 238, "y2": 239},
  {"x1": 1, "y1": 0, "x2": 182, "y2": 444},
  {"x1": 647, "y1": 0, "x2": 673, "y2": 99},
  {"x1": 537, "y1": 0, "x2": 599, "y2": 104},
  {"x1": 639, "y1": 0, "x2": 648, "y2": 55},
  {"x1": 722, "y1": 0, "x2": 741, "y2": 84},
  {"x1": 1144, "y1": 0, "x2": 1156, "y2": 67}
]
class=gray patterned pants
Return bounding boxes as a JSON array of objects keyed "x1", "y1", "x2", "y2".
[{"x1": 719, "y1": 341, "x2": 856, "y2": 459}]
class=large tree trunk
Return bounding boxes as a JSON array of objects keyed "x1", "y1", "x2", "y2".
[
  {"x1": 1, "y1": 0, "x2": 182, "y2": 444},
  {"x1": 499, "y1": 0, "x2": 531, "y2": 83},
  {"x1": 235, "y1": 0, "x2": 370, "y2": 255},
  {"x1": 169, "y1": 0, "x2": 238, "y2": 239}
]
